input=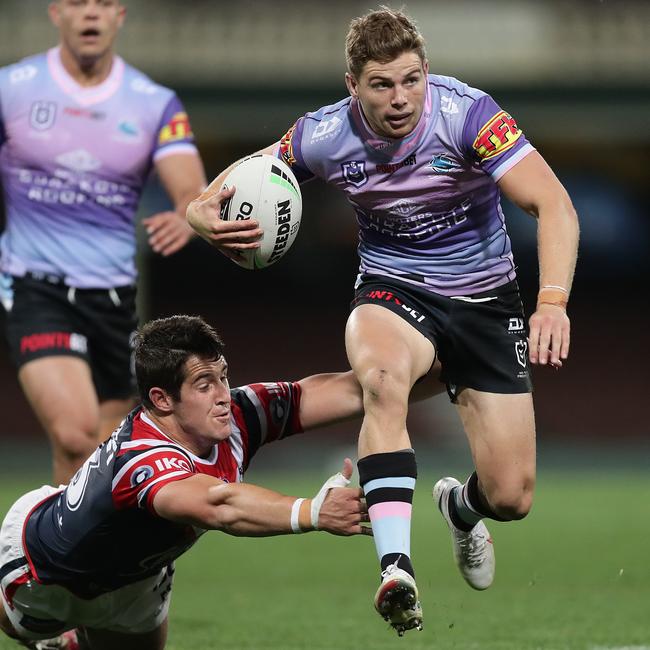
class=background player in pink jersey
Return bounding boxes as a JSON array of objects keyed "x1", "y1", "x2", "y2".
[
  {"x1": 187, "y1": 7, "x2": 579, "y2": 636},
  {"x1": 0, "y1": 0, "x2": 206, "y2": 485},
  {"x1": 0, "y1": 314, "x2": 373, "y2": 650}
]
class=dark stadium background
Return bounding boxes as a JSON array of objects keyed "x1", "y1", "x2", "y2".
[{"x1": 1, "y1": 0, "x2": 648, "y2": 471}]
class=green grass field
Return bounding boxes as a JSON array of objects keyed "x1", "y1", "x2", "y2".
[{"x1": 0, "y1": 470, "x2": 648, "y2": 650}]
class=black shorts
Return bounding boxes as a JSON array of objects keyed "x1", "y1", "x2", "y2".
[
  {"x1": 351, "y1": 275, "x2": 532, "y2": 401},
  {"x1": 3, "y1": 273, "x2": 137, "y2": 401}
]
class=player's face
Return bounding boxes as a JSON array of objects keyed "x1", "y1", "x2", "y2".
[
  {"x1": 49, "y1": 0, "x2": 126, "y2": 63},
  {"x1": 173, "y1": 355, "x2": 232, "y2": 449},
  {"x1": 346, "y1": 51, "x2": 428, "y2": 139}
]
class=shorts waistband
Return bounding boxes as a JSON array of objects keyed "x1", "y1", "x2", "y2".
[{"x1": 22, "y1": 272, "x2": 135, "y2": 293}]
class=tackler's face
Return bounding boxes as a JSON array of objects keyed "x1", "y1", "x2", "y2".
[
  {"x1": 346, "y1": 51, "x2": 428, "y2": 140},
  {"x1": 173, "y1": 355, "x2": 233, "y2": 448},
  {"x1": 49, "y1": 0, "x2": 126, "y2": 63}
]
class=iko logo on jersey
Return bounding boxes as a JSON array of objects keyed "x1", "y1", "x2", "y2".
[
  {"x1": 310, "y1": 116, "x2": 342, "y2": 142},
  {"x1": 154, "y1": 457, "x2": 192, "y2": 473},
  {"x1": 341, "y1": 160, "x2": 368, "y2": 187},
  {"x1": 30, "y1": 101, "x2": 57, "y2": 131}
]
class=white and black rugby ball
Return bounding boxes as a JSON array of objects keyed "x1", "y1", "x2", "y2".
[{"x1": 219, "y1": 153, "x2": 302, "y2": 270}]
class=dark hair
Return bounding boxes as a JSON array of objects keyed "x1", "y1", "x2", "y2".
[
  {"x1": 345, "y1": 6, "x2": 426, "y2": 78},
  {"x1": 134, "y1": 315, "x2": 225, "y2": 409}
]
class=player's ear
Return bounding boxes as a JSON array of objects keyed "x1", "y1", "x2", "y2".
[
  {"x1": 149, "y1": 387, "x2": 173, "y2": 413},
  {"x1": 117, "y1": 3, "x2": 127, "y2": 29},
  {"x1": 422, "y1": 58, "x2": 429, "y2": 76},
  {"x1": 48, "y1": 2, "x2": 61, "y2": 28},
  {"x1": 345, "y1": 72, "x2": 359, "y2": 99}
]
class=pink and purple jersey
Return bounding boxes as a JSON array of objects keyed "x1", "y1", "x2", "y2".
[
  {"x1": 0, "y1": 47, "x2": 197, "y2": 288},
  {"x1": 278, "y1": 74, "x2": 535, "y2": 296}
]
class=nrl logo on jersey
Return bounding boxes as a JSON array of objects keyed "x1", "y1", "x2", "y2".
[
  {"x1": 341, "y1": 160, "x2": 368, "y2": 188},
  {"x1": 310, "y1": 116, "x2": 342, "y2": 143},
  {"x1": 30, "y1": 101, "x2": 57, "y2": 131}
]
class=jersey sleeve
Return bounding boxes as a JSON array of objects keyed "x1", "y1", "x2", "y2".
[
  {"x1": 278, "y1": 118, "x2": 316, "y2": 183},
  {"x1": 461, "y1": 94, "x2": 535, "y2": 181},
  {"x1": 112, "y1": 445, "x2": 196, "y2": 515},
  {"x1": 152, "y1": 94, "x2": 198, "y2": 163},
  {"x1": 230, "y1": 381, "x2": 303, "y2": 469}
]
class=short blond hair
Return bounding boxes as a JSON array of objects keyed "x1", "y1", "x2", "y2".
[{"x1": 345, "y1": 6, "x2": 427, "y2": 78}]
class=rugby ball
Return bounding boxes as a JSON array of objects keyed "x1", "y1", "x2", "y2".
[{"x1": 219, "y1": 153, "x2": 302, "y2": 269}]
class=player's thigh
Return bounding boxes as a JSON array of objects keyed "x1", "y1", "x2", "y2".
[
  {"x1": 456, "y1": 389, "x2": 536, "y2": 498},
  {"x1": 345, "y1": 303, "x2": 435, "y2": 391},
  {"x1": 18, "y1": 356, "x2": 100, "y2": 436},
  {"x1": 84, "y1": 618, "x2": 167, "y2": 650}
]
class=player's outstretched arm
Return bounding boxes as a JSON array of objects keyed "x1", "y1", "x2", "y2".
[
  {"x1": 297, "y1": 363, "x2": 445, "y2": 431},
  {"x1": 498, "y1": 151, "x2": 579, "y2": 368},
  {"x1": 186, "y1": 142, "x2": 278, "y2": 258},
  {"x1": 153, "y1": 458, "x2": 369, "y2": 537}
]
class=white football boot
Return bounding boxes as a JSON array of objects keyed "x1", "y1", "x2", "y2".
[
  {"x1": 433, "y1": 477, "x2": 495, "y2": 590},
  {"x1": 373, "y1": 563, "x2": 423, "y2": 636}
]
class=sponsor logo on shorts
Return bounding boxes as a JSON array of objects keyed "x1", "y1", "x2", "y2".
[
  {"x1": 30, "y1": 101, "x2": 57, "y2": 131},
  {"x1": 508, "y1": 317, "x2": 525, "y2": 333},
  {"x1": 341, "y1": 160, "x2": 368, "y2": 187},
  {"x1": 158, "y1": 112, "x2": 193, "y2": 145},
  {"x1": 363, "y1": 290, "x2": 426, "y2": 323},
  {"x1": 20, "y1": 332, "x2": 88, "y2": 355},
  {"x1": 376, "y1": 154, "x2": 416, "y2": 175},
  {"x1": 280, "y1": 123, "x2": 298, "y2": 166},
  {"x1": 473, "y1": 110, "x2": 522, "y2": 161},
  {"x1": 514, "y1": 340, "x2": 528, "y2": 368}
]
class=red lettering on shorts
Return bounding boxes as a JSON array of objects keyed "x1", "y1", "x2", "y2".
[{"x1": 20, "y1": 332, "x2": 71, "y2": 354}]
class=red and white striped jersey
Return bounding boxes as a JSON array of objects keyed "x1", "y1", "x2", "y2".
[{"x1": 22, "y1": 381, "x2": 302, "y2": 598}]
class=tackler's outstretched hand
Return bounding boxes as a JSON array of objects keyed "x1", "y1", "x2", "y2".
[
  {"x1": 186, "y1": 186, "x2": 262, "y2": 261},
  {"x1": 314, "y1": 458, "x2": 372, "y2": 537}
]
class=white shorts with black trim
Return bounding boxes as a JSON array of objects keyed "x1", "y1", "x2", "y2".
[{"x1": 0, "y1": 485, "x2": 173, "y2": 640}]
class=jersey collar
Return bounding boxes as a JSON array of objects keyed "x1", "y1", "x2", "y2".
[{"x1": 47, "y1": 46, "x2": 124, "y2": 107}]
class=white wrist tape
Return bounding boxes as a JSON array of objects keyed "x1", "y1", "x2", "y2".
[
  {"x1": 291, "y1": 498, "x2": 305, "y2": 533},
  {"x1": 310, "y1": 470, "x2": 350, "y2": 530}
]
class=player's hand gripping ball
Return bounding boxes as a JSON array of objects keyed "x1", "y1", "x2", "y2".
[{"x1": 219, "y1": 154, "x2": 302, "y2": 269}]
